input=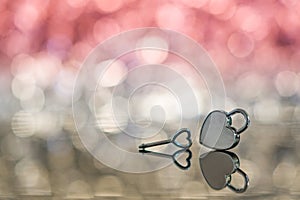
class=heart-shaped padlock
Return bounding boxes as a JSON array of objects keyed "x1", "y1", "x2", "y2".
[
  {"x1": 200, "y1": 108, "x2": 250, "y2": 150},
  {"x1": 199, "y1": 150, "x2": 249, "y2": 193}
]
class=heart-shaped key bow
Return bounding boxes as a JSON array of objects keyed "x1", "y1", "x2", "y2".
[{"x1": 139, "y1": 128, "x2": 192, "y2": 150}]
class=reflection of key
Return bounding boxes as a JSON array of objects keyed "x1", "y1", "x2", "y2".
[
  {"x1": 139, "y1": 139, "x2": 171, "y2": 149},
  {"x1": 139, "y1": 148, "x2": 192, "y2": 170},
  {"x1": 138, "y1": 128, "x2": 192, "y2": 149}
]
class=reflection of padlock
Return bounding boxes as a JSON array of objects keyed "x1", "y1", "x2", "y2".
[
  {"x1": 199, "y1": 150, "x2": 249, "y2": 193},
  {"x1": 200, "y1": 108, "x2": 250, "y2": 150}
]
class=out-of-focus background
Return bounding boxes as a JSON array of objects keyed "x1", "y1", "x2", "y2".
[{"x1": 0, "y1": 0, "x2": 300, "y2": 199}]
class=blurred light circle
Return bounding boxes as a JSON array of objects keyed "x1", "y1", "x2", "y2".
[
  {"x1": 156, "y1": 4, "x2": 185, "y2": 30},
  {"x1": 254, "y1": 99, "x2": 280, "y2": 122},
  {"x1": 95, "y1": 100, "x2": 129, "y2": 134},
  {"x1": 14, "y1": 3, "x2": 39, "y2": 32},
  {"x1": 117, "y1": 9, "x2": 143, "y2": 30},
  {"x1": 97, "y1": 59, "x2": 128, "y2": 87},
  {"x1": 280, "y1": 0, "x2": 299, "y2": 8},
  {"x1": 233, "y1": 6, "x2": 261, "y2": 33},
  {"x1": 232, "y1": 6, "x2": 269, "y2": 40},
  {"x1": 47, "y1": 18, "x2": 74, "y2": 41},
  {"x1": 34, "y1": 112, "x2": 61, "y2": 138},
  {"x1": 67, "y1": 180, "x2": 93, "y2": 199},
  {"x1": 34, "y1": 52, "x2": 61, "y2": 88},
  {"x1": 94, "y1": 175, "x2": 124, "y2": 196},
  {"x1": 208, "y1": 0, "x2": 231, "y2": 15},
  {"x1": 11, "y1": 54, "x2": 35, "y2": 77},
  {"x1": 136, "y1": 35, "x2": 169, "y2": 64},
  {"x1": 243, "y1": 16, "x2": 264, "y2": 36},
  {"x1": 275, "y1": 71, "x2": 298, "y2": 97},
  {"x1": 235, "y1": 72, "x2": 266, "y2": 99},
  {"x1": 181, "y1": 0, "x2": 208, "y2": 8},
  {"x1": 11, "y1": 110, "x2": 35, "y2": 138},
  {"x1": 55, "y1": 68, "x2": 77, "y2": 102},
  {"x1": 92, "y1": 87, "x2": 112, "y2": 110},
  {"x1": 20, "y1": 87, "x2": 45, "y2": 112},
  {"x1": 93, "y1": 17, "x2": 120, "y2": 42},
  {"x1": 273, "y1": 162, "x2": 297, "y2": 189},
  {"x1": 94, "y1": 0, "x2": 123, "y2": 13},
  {"x1": 15, "y1": 159, "x2": 41, "y2": 187},
  {"x1": 227, "y1": 32, "x2": 254, "y2": 58},
  {"x1": 5, "y1": 31, "x2": 31, "y2": 56},
  {"x1": 67, "y1": 0, "x2": 88, "y2": 8},
  {"x1": 48, "y1": 1, "x2": 83, "y2": 21},
  {"x1": 11, "y1": 75, "x2": 36, "y2": 100},
  {"x1": 233, "y1": 6, "x2": 270, "y2": 40},
  {"x1": 275, "y1": 6, "x2": 300, "y2": 35},
  {"x1": 214, "y1": 0, "x2": 236, "y2": 20},
  {"x1": 131, "y1": 87, "x2": 180, "y2": 124}
]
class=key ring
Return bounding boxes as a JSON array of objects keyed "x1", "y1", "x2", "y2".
[
  {"x1": 227, "y1": 168, "x2": 249, "y2": 193},
  {"x1": 227, "y1": 108, "x2": 250, "y2": 134}
]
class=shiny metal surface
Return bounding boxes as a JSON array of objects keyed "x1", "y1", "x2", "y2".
[
  {"x1": 200, "y1": 109, "x2": 250, "y2": 150},
  {"x1": 200, "y1": 150, "x2": 249, "y2": 193}
]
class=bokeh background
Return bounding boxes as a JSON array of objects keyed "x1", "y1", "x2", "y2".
[{"x1": 0, "y1": 0, "x2": 300, "y2": 199}]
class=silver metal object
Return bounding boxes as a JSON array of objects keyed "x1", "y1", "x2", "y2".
[
  {"x1": 138, "y1": 128, "x2": 192, "y2": 170},
  {"x1": 200, "y1": 108, "x2": 250, "y2": 150},
  {"x1": 199, "y1": 150, "x2": 249, "y2": 193},
  {"x1": 139, "y1": 148, "x2": 192, "y2": 170},
  {"x1": 138, "y1": 128, "x2": 192, "y2": 149}
]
